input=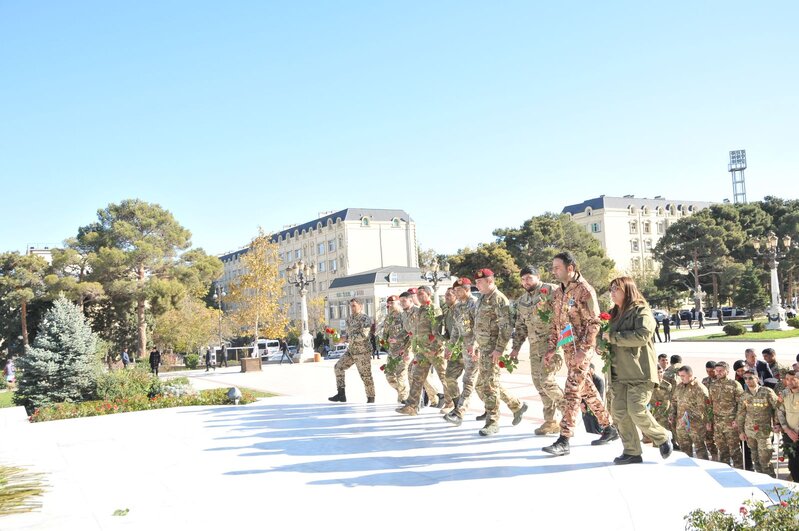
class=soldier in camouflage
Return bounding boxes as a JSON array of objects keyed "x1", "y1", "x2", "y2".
[
  {"x1": 443, "y1": 278, "x2": 481, "y2": 426},
  {"x1": 400, "y1": 291, "x2": 441, "y2": 407},
  {"x1": 662, "y1": 355, "x2": 683, "y2": 439},
  {"x1": 380, "y1": 295, "x2": 410, "y2": 403},
  {"x1": 707, "y1": 361, "x2": 744, "y2": 469},
  {"x1": 471, "y1": 268, "x2": 527, "y2": 436},
  {"x1": 763, "y1": 348, "x2": 788, "y2": 394},
  {"x1": 396, "y1": 286, "x2": 448, "y2": 416},
  {"x1": 646, "y1": 365, "x2": 672, "y2": 443},
  {"x1": 439, "y1": 288, "x2": 458, "y2": 413},
  {"x1": 736, "y1": 369, "x2": 779, "y2": 477},
  {"x1": 542, "y1": 252, "x2": 617, "y2": 457},
  {"x1": 328, "y1": 298, "x2": 376, "y2": 403},
  {"x1": 701, "y1": 361, "x2": 719, "y2": 461},
  {"x1": 510, "y1": 265, "x2": 564, "y2": 435},
  {"x1": 671, "y1": 365, "x2": 710, "y2": 460}
]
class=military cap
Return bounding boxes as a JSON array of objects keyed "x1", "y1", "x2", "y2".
[
  {"x1": 714, "y1": 361, "x2": 729, "y2": 370},
  {"x1": 452, "y1": 277, "x2": 472, "y2": 288},
  {"x1": 386, "y1": 295, "x2": 399, "y2": 303},
  {"x1": 474, "y1": 268, "x2": 494, "y2": 279},
  {"x1": 705, "y1": 361, "x2": 716, "y2": 369},
  {"x1": 732, "y1": 360, "x2": 745, "y2": 371}
]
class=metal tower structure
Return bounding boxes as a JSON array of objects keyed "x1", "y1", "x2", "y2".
[{"x1": 728, "y1": 149, "x2": 747, "y2": 204}]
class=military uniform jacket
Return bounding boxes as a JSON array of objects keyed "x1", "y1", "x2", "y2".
[
  {"x1": 403, "y1": 302, "x2": 443, "y2": 355},
  {"x1": 708, "y1": 378, "x2": 744, "y2": 420},
  {"x1": 474, "y1": 287, "x2": 512, "y2": 353},
  {"x1": 650, "y1": 380, "x2": 672, "y2": 409},
  {"x1": 608, "y1": 303, "x2": 657, "y2": 385},
  {"x1": 673, "y1": 378, "x2": 710, "y2": 423},
  {"x1": 381, "y1": 311, "x2": 409, "y2": 355},
  {"x1": 448, "y1": 296, "x2": 477, "y2": 351},
  {"x1": 442, "y1": 304, "x2": 456, "y2": 340},
  {"x1": 736, "y1": 386, "x2": 779, "y2": 435},
  {"x1": 547, "y1": 273, "x2": 601, "y2": 356},
  {"x1": 346, "y1": 312, "x2": 373, "y2": 355},
  {"x1": 512, "y1": 282, "x2": 557, "y2": 357}
]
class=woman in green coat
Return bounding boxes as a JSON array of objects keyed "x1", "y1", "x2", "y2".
[{"x1": 606, "y1": 276, "x2": 673, "y2": 464}]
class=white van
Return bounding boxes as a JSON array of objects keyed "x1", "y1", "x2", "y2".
[{"x1": 256, "y1": 339, "x2": 281, "y2": 359}]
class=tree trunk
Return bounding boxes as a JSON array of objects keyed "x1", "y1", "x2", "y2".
[
  {"x1": 712, "y1": 273, "x2": 719, "y2": 311},
  {"x1": 21, "y1": 300, "x2": 29, "y2": 346},
  {"x1": 693, "y1": 250, "x2": 702, "y2": 312},
  {"x1": 137, "y1": 265, "x2": 147, "y2": 359}
]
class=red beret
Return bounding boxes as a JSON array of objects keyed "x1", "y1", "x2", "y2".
[
  {"x1": 407, "y1": 287, "x2": 418, "y2": 294},
  {"x1": 474, "y1": 268, "x2": 494, "y2": 279},
  {"x1": 452, "y1": 277, "x2": 472, "y2": 288},
  {"x1": 386, "y1": 295, "x2": 399, "y2": 302}
]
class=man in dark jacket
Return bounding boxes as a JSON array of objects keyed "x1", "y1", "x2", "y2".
[
  {"x1": 744, "y1": 348, "x2": 774, "y2": 388},
  {"x1": 149, "y1": 347, "x2": 161, "y2": 376}
]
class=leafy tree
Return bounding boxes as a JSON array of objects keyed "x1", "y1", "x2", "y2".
[
  {"x1": 14, "y1": 298, "x2": 98, "y2": 413},
  {"x1": 447, "y1": 243, "x2": 522, "y2": 297},
  {"x1": 0, "y1": 253, "x2": 49, "y2": 348},
  {"x1": 152, "y1": 297, "x2": 219, "y2": 355},
  {"x1": 733, "y1": 264, "x2": 770, "y2": 317},
  {"x1": 227, "y1": 229, "x2": 288, "y2": 341},
  {"x1": 44, "y1": 247, "x2": 104, "y2": 313},
  {"x1": 493, "y1": 213, "x2": 615, "y2": 293}
]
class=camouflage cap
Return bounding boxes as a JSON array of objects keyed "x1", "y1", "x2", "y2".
[
  {"x1": 714, "y1": 361, "x2": 729, "y2": 370},
  {"x1": 474, "y1": 268, "x2": 494, "y2": 279}
]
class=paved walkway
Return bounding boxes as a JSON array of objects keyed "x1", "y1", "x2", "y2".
[{"x1": 2, "y1": 338, "x2": 797, "y2": 530}]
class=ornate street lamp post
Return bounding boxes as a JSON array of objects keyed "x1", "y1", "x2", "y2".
[
  {"x1": 421, "y1": 259, "x2": 451, "y2": 301},
  {"x1": 752, "y1": 231, "x2": 794, "y2": 331},
  {"x1": 286, "y1": 260, "x2": 316, "y2": 362},
  {"x1": 212, "y1": 283, "x2": 226, "y2": 364}
]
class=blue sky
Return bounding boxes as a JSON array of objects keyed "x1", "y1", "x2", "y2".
[{"x1": 1, "y1": 1, "x2": 797, "y2": 257}]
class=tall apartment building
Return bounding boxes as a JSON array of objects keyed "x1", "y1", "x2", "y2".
[
  {"x1": 562, "y1": 195, "x2": 714, "y2": 274},
  {"x1": 218, "y1": 208, "x2": 417, "y2": 323}
]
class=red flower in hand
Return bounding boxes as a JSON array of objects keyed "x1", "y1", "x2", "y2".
[
  {"x1": 428, "y1": 334, "x2": 436, "y2": 342},
  {"x1": 781, "y1": 501, "x2": 789, "y2": 507},
  {"x1": 498, "y1": 361, "x2": 506, "y2": 368},
  {"x1": 540, "y1": 287, "x2": 548, "y2": 295},
  {"x1": 379, "y1": 365, "x2": 386, "y2": 372},
  {"x1": 739, "y1": 507, "x2": 748, "y2": 515},
  {"x1": 412, "y1": 360, "x2": 418, "y2": 365},
  {"x1": 753, "y1": 424, "x2": 759, "y2": 432},
  {"x1": 599, "y1": 312, "x2": 612, "y2": 321},
  {"x1": 655, "y1": 401, "x2": 662, "y2": 407},
  {"x1": 718, "y1": 509, "x2": 725, "y2": 513},
  {"x1": 779, "y1": 456, "x2": 785, "y2": 462}
]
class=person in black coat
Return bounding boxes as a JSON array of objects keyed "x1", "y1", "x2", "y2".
[
  {"x1": 149, "y1": 348, "x2": 161, "y2": 376},
  {"x1": 661, "y1": 316, "x2": 671, "y2": 342},
  {"x1": 581, "y1": 364, "x2": 605, "y2": 435},
  {"x1": 744, "y1": 348, "x2": 774, "y2": 388}
]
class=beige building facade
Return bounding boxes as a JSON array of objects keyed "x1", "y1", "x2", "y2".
[{"x1": 562, "y1": 195, "x2": 714, "y2": 275}]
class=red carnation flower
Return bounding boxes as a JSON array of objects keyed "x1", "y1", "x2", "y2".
[
  {"x1": 428, "y1": 334, "x2": 436, "y2": 342},
  {"x1": 779, "y1": 456, "x2": 785, "y2": 462},
  {"x1": 753, "y1": 424, "x2": 759, "y2": 432},
  {"x1": 407, "y1": 332, "x2": 413, "y2": 337},
  {"x1": 655, "y1": 401, "x2": 662, "y2": 407},
  {"x1": 781, "y1": 501, "x2": 789, "y2": 507},
  {"x1": 718, "y1": 509, "x2": 725, "y2": 513},
  {"x1": 599, "y1": 312, "x2": 612, "y2": 321},
  {"x1": 739, "y1": 507, "x2": 748, "y2": 515},
  {"x1": 540, "y1": 287, "x2": 548, "y2": 295},
  {"x1": 412, "y1": 360, "x2": 418, "y2": 365},
  {"x1": 379, "y1": 365, "x2": 386, "y2": 372},
  {"x1": 499, "y1": 361, "x2": 506, "y2": 368}
]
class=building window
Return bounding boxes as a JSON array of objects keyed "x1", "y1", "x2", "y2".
[
  {"x1": 279, "y1": 252, "x2": 284, "y2": 262},
  {"x1": 644, "y1": 239, "x2": 653, "y2": 251},
  {"x1": 329, "y1": 259, "x2": 337, "y2": 272},
  {"x1": 631, "y1": 240, "x2": 640, "y2": 252},
  {"x1": 328, "y1": 239, "x2": 336, "y2": 252},
  {"x1": 317, "y1": 242, "x2": 325, "y2": 255},
  {"x1": 643, "y1": 221, "x2": 651, "y2": 234},
  {"x1": 392, "y1": 218, "x2": 400, "y2": 228},
  {"x1": 631, "y1": 257, "x2": 641, "y2": 270},
  {"x1": 645, "y1": 258, "x2": 654, "y2": 270},
  {"x1": 628, "y1": 205, "x2": 636, "y2": 216},
  {"x1": 365, "y1": 301, "x2": 373, "y2": 317},
  {"x1": 657, "y1": 207, "x2": 664, "y2": 217},
  {"x1": 591, "y1": 222, "x2": 601, "y2": 233},
  {"x1": 318, "y1": 261, "x2": 326, "y2": 272},
  {"x1": 642, "y1": 206, "x2": 649, "y2": 216},
  {"x1": 361, "y1": 217, "x2": 370, "y2": 226},
  {"x1": 585, "y1": 207, "x2": 592, "y2": 216},
  {"x1": 657, "y1": 221, "x2": 665, "y2": 234},
  {"x1": 629, "y1": 221, "x2": 638, "y2": 234},
  {"x1": 330, "y1": 305, "x2": 339, "y2": 319},
  {"x1": 295, "y1": 249, "x2": 301, "y2": 259}
]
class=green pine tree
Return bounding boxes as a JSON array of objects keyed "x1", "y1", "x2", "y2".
[
  {"x1": 14, "y1": 298, "x2": 99, "y2": 413},
  {"x1": 732, "y1": 264, "x2": 770, "y2": 318}
]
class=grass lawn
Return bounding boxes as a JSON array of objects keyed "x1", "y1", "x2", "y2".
[
  {"x1": 676, "y1": 328, "x2": 799, "y2": 342},
  {"x1": 239, "y1": 387, "x2": 274, "y2": 398},
  {"x1": 0, "y1": 390, "x2": 15, "y2": 408}
]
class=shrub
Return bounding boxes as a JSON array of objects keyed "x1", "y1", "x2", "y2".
[
  {"x1": 15, "y1": 298, "x2": 99, "y2": 413},
  {"x1": 788, "y1": 317, "x2": 799, "y2": 329},
  {"x1": 685, "y1": 487, "x2": 798, "y2": 529},
  {"x1": 723, "y1": 324, "x2": 746, "y2": 336},
  {"x1": 95, "y1": 366, "x2": 158, "y2": 401},
  {"x1": 184, "y1": 354, "x2": 200, "y2": 370},
  {"x1": 28, "y1": 388, "x2": 258, "y2": 422},
  {"x1": 0, "y1": 378, "x2": 6, "y2": 391},
  {"x1": 751, "y1": 322, "x2": 766, "y2": 333}
]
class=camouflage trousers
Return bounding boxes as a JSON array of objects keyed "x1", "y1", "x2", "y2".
[
  {"x1": 560, "y1": 351, "x2": 609, "y2": 438},
  {"x1": 706, "y1": 425, "x2": 719, "y2": 461},
  {"x1": 611, "y1": 381, "x2": 670, "y2": 457},
  {"x1": 406, "y1": 349, "x2": 447, "y2": 411},
  {"x1": 475, "y1": 350, "x2": 522, "y2": 424},
  {"x1": 675, "y1": 414, "x2": 708, "y2": 460},
  {"x1": 746, "y1": 429, "x2": 775, "y2": 477},
  {"x1": 334, "y1": 350, "x2": 375, "y2": 397},
  {"x1": 713, "y1": 417, "x2": 743, "y2": 469},
  {"x1": 384, "y1": 349, "x2": 409, "y2": 402},
  {"x1": 530, "y1": 353, "x2": 564, "y2": 423},
  {"x1": 449, "y1": 353, "x2": 480, "y2": 417}
]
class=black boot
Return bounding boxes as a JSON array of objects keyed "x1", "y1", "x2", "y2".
[
  {"x1": 328, "y1": 387, "x2": 346, "y2": 402},
  {"x1": 434, "y1": 393, "x2": 445, "y2": 408},
  {"x1": 543, "y1": 435, "x2": 570, "y2": 456},
  {"x1": 366, "y1": 396, "x2": 375, "y2": 403},
  {"x1": 591, "y1": 425, "x2": 619, "y2": 445}
]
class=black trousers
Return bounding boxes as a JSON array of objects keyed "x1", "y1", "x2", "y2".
[{"x1": 784, "y1": 438, "x2": 799, "y2": 481}]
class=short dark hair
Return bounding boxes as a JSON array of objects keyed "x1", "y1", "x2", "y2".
[
  {"x1": 399, "y1": 291, "x2": 410, "y2": 298},
  {"x1": 677, "y1": 365, "x2": 692, "y2": 375},
  {"x1": 520, "y1": 265, "x2": 539, "y2": 277},
  {"x1": 349, "y1": 298, "x2": 362, "y2": 305},
  {"x1": 787, "y1": 370, "x2": 796, "y2": 377},
  {"x1": 705, "y1": 361, "x2": 716, "y2": 369},
  {"x1": 417, "y1": 285, "x2": 433, "y2": 296},
  {"x1": 658, "y1": 353, "x2": 667, "y2": 360},
  {"x1": 670, "y1": 354, "x2": 682, "y2": 364},
  {"x1": 553, "y1": 251, "x2": 578, "y2": 272},
  {"x1": 762, "y1": 348, "x2": 776, "y2": 356}
]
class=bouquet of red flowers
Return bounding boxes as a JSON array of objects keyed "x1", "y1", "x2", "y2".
[
  {"x1": 536, "y1": 286, "x2": 553, "y2": 323},
  {"x1": 380, "y1": 355, "x2": 403, "y2": 373},
  {"x1": 449, "y1": 337, "x2": 464, "y2": 362},
  {"x1": 324, "y1": 327, "x2": 341, "y2": 343},
  {"x1": 595, "y1": 312, "x2": 613, "y2": 374},
  {"x1": 498, "y1": 353, "x2": 518, "y2": 373}
]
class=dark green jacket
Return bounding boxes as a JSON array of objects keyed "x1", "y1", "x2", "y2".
[{"x1": 608, "y1": 303, "x2": 657, "y2": 385}]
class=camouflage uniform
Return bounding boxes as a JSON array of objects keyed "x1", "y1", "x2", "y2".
[
  {"x1": 648, "y1": 380, "x2": 672, "y2": 435},
  {"x1": 736, "y1": 385, "x2": 779, "y2": 477},
  {"x1": 402, "y1": 307, "x2": 439, "y2": 404},
  {"x1": 547, "y1": 273, "x2": 610, "y2": 438},
  {"x1": 474, "y1": 287, "x2": 523, "y2": 426},
  {"x1": 447, "y1": 296, "x2": 479, "y2": 418},
  {"x1": 662, "y1": 363, "x2": 682, "y2": 434},
  {"x1": 701, "y1": 375, "x2": 719, "y2": 461},
  {"x1": 402, "y1": 303, "x2": 447, "y2": 412},
  {"x1": 769, "y1": 362, "x2": 789, "y2": 394},
  {"x1": 381, "y1": 310, "x2": 410, "y2": 402},
  {"x1": 707, "y1": 377, "x2": 744, "y2": 469},
  {"x1": 334, "y1": 312, "x2": 376, "y2": 397},
  {"x1": 672, "y1": 378, "x2": 710, "y2": 459},
  {"x1": 512, "y1": 282, "x2": 563, "y2": 425}
]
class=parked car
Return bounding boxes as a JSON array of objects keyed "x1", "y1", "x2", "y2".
[
  {"x1": 679, "y1": 309, "x2": 693, "y2": 321},
  {"x1": 651, "y1": 309, "x2": 669, "y2": 323},
  {"x1": 325, "y1": 344, "x2": 348, "y2": 360},
  {"x1": 721, "y1": 307, "x2": 749, "y2": 318},
  {"x1": 256, "y1": 338, "x2": 281, "y2": 359}
]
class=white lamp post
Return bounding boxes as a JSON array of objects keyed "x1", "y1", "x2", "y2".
[
  {"x1": 286, "y1": 260, "x2": 317, "y2": 362},
  {"x1": 753, "y1": 231, "x2": 794, "y2": 331}
]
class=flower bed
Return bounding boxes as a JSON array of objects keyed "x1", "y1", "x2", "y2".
[{"x1": 29, "y1": 388, "x2": 258, "y2": 423}]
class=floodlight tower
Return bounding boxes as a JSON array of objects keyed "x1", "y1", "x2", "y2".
[{"x1": 728, "y1": 150, "x2": 747, "y2": 204}]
